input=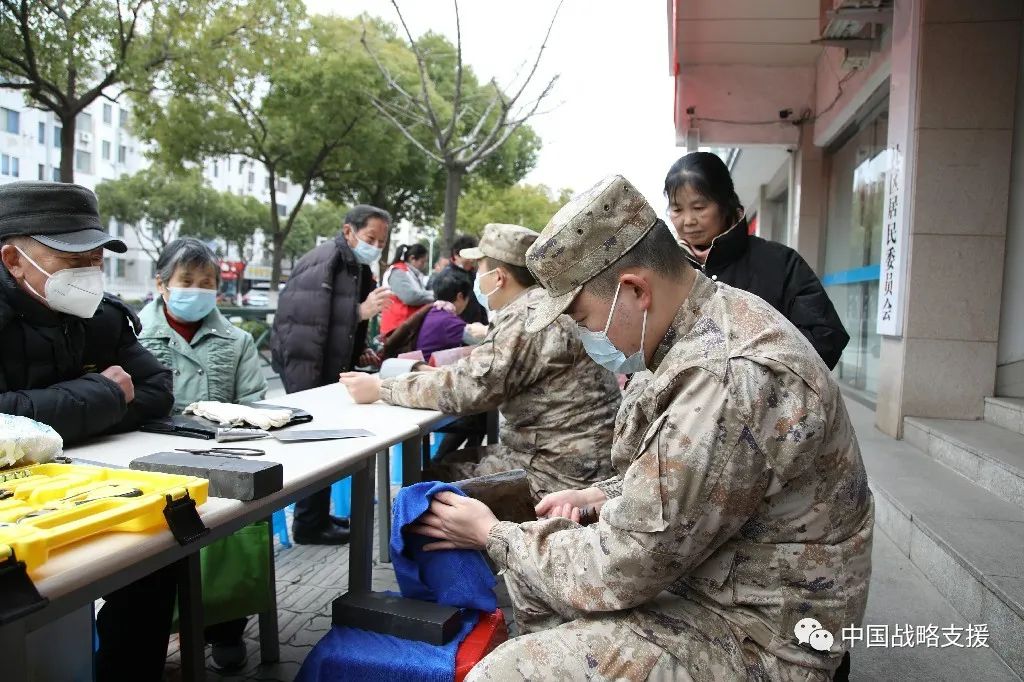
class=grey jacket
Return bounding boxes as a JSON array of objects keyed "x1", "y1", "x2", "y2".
[{"x1": 385, "y1": 265, "x2": 433, "y2": 306}]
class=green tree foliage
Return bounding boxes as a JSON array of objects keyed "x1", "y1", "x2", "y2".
[
  {"x1": 457, "y1": 183, "x2": 572, "y2": 236},
  {"x1": 131, "y1": 5, "x2": 387, "y2": 289},
  {"x1": 283, "y1": 200, "x2": 347, "y2": 264},
  {"x1": 95, "y1": 166, "x2": 208, "y2": 261},
  {"x1": 0, "y1": 0, "x2": 231, "y2": 182},
  {"x1": 96, "y1": 166, "x2": 266, "y2": 271}
]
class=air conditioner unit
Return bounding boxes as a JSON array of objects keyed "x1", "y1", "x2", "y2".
[{"x1": 78, "y1": 131, "x2": 92, "y2": 146}]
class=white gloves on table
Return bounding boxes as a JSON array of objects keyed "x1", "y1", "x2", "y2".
[{"x1": 184, "y1": 401, "x2": 293, "y2": 430}]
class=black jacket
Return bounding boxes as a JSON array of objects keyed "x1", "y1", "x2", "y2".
[
  {"x1": 0, "y1": 265, "x2": 174, "y2": 446},
  {"x1": 433, "y1": 263, "x2": 488, "y2": 326},
  {"x1": 271, "y1": 235, "x2": 374, "y2": 393},
  {"x1": 687, "y1": 220, "x2": 850, "y2": 369}
]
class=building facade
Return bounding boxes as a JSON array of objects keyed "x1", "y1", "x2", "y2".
[
  {"x1": 0, "y1": 90, "x2": 309, "y2": 300},
  {"x1": 668, "y1": 0, "x2": 1024, "y2": 430}
]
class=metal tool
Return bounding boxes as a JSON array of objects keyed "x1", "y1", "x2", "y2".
[
  {"x1": 56, "y1": 483, "x2": 127, "y2": 503},
  {"x1": 14, "y1": 488, "x2": 144, "y2": 522},
  {"x1": 215, "y1": 427, "x2": 268, "y2": 443},
  {"x1": 174, "y1": 447, "x2": 266, "y2": 459}
]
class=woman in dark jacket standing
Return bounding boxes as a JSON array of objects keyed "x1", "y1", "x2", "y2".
[{"x1": 665, "y1": 152, "x2": 849, "y2": 369}]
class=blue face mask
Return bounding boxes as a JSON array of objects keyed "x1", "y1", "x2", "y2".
[
  {"x1": 353, "y1": 237, "x2": 382, "y2": 265},
  {"x1": 166, "y1": 287, "x2": 217, "y2": 322},
  {"x1": 576, "y1": 282, "x2": 648, "y2": 374},
  {"x1": 473, "y1": 267, "x2": 500, "y2": 310}
]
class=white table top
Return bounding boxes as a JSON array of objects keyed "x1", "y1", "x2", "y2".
[{"x1": 24, "y1": 383, "x2": 444, "y2": 612}]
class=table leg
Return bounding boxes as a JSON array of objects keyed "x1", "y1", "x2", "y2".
[
  {"x1": 0, "y1": 620, "x2": 27, "y2": 682},
  {"x1": 258, "y1": 516, "x2": 280, "y2": 664},
  {"x1": 349, "y1": 459, "x2": 374, "y2": 592},
  {"x1": 176, "y1": 553, "x2": 206, "y2": 682},
  {"x1": 377, "y1": 449, "x2": 391, "y2": 563},
  {"x1": 401, "y1": 435, "x2": 424, "y2": 486}
]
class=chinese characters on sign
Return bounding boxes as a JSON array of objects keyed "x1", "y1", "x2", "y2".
[
  {"x1": 877, "y1": 145, "x2": 906, "y2": 336},
  {"x1": 841, "y1": 623, "x2": 990, "y2": 649}
]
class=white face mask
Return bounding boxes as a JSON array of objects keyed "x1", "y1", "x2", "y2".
[
  {"x1": 16, "y1": 246, "x2": 104, "y2": 318},
  {"x1": 352, "y1": 237, "x2": 382, "y2": 265}
]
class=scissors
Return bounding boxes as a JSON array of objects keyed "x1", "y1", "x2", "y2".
[{"x1": 175, "y1": 447, "x2": 266, "y2": 458}]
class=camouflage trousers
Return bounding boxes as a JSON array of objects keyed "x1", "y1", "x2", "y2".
[
  {"x1": 425, "y1": 444, "x2": 563, "y2": 500},
  {"x1": 467, "y1": 571, "x2": 831, "y2": 682}
]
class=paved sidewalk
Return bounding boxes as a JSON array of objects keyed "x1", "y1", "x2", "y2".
[{"x1": 162, "y1": 506, "x2": 513, "y2": 681}]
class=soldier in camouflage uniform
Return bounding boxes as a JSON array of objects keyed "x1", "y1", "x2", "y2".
[
  {"x1": 340, "y1": 223, "x2": 622, "y2": 498},
  {"x1": 408, "y1": 176, "x2": 874, "y2": 681}
]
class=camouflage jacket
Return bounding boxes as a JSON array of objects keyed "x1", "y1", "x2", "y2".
[
  {"x1": 380, "y1": 286, "x2": 622, "y2": 493},
  {"x1": 486, "y1": 273, "x2": 873, "y2": 672}
]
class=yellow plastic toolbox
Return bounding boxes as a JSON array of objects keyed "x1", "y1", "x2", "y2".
[{"x1": 0, "y1": 462, "x2": 208, "y2": 573}]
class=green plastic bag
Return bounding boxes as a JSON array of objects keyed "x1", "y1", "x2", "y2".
[{"x1": 173, "y1": 522, "x2": 273, "y2": 630}]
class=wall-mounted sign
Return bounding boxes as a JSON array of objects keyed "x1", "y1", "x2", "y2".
[{"x1": 877, "y1": 144, "x2": 906, "y2": 336}]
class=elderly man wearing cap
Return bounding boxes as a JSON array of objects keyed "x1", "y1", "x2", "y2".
[
  {"x1": 406, "y1": 177, "x2": 873, "y2": 681},
  {"x1": 0, "y1": 182, "x2": 177, "y2": 681},
  {"x1": 341, "y1": 222, "x2": 622, "y2": 498}
]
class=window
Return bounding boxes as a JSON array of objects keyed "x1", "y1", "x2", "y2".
[
  {"x1": 115, "y1": 259, "x2": 126, "y2": 278},
  {"x1": 75, "y1": 150, "x2": 91, "y2": 173},
  {"x1": 37, "y1": 121, "x2": 45, "y2": 144},
  {"x1": 51, "y1": 167, "x2": 60, "y2": 182},
  {"x1": 102, "y1": 140, "x2": 111, "y2": 160},
  {"x1": 118, "y1": 145, "x2": 126, "y2": 163},
  {"x1": 248, "y1": 170, "x2": 255, "y2": 185},
  {"x1": 76, "y1": 112, "x2": 92, "y2": 131},
  {"x1": 37, "y1": 163, "x2": 44, "y2": 180},
  {"x1": 238, "y1": 159, "x2": 245, "y2": 175},
  {"x1": 227, "y1": 158, "x2": 231, "y2": 172},
  {"x1": 1, "y1": 154, "x2": 18, "y2": 177},
  {"x1": 276, "y1": 179, "x2": 288, "y2": 193},
  {"x1": 823, "y1": 103, "x2": 889, "y2": 397},
  {"x1": 116, "y1": 221, "x2": 125, "y2": 237},
  {"x1": 213, "y1": 161, "x2": 219, "y2": 178},
  {"x1": 2, "y1": 108, "x2": 19, "y2": 134},
  {"x1": 102, "y1": 104, "x2": 112, "y2": 125},
  {"x1": 54, "y1": 126, "x2": 62, "y2": 147},
  {"x1": 119, "y1": 109, "x2": 128, "y2": 128},
  {"x1": 277, "y1": 203, "x2": 287, "y2": 217}
]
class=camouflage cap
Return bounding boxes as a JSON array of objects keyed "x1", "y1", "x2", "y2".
[
  {"x1": 523, "y1": 175, "x2": 657, "y2": 333},
  {"x1": 459, "y1": 223, "x2": 539, "y2": 266}
]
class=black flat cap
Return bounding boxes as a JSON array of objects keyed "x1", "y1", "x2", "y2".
[{"x1": 0, "y1": 181, "x2": 126, "y2": 253}]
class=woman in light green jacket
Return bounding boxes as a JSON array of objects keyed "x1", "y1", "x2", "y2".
[
  {"x1": 138, "y1": 237, "x2": 267, "y2": 672},
  {"x1": 139, "y1": 239, "x2": 267, "y2": 414}
]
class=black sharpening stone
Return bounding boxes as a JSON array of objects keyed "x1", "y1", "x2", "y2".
[
  {"x1": 332, "y1": 591, "x2": 461, "y2": 645},
  {"x1": 129, "y1": 451, "x2": 283, "y2": 501}
]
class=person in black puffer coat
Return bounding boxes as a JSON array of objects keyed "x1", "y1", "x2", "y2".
[
  {"x1": 664, "y1": 152, "x2": 849, "y2": 369},
  {"x1": 270, "y1": 204, "x2": 393, "y2": 545},
  {"x1": 0, "y1": 181, "x2": 175, "y2": 682}
]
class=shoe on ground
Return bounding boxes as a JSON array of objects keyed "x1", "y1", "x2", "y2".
[
  {"x1": 211, "y1": 640, "x2": 247, "y2": 673},
  {"x1": 330, "y1": 515, "x2": 350, "y2": 528},
  {"x1": 293, "y1": 524, "x2": 350, "y2": 545}
]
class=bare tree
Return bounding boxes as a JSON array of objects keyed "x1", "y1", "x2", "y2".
[{"x1": 362, "y1": 0, "x2": 561, "y2": 254}]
